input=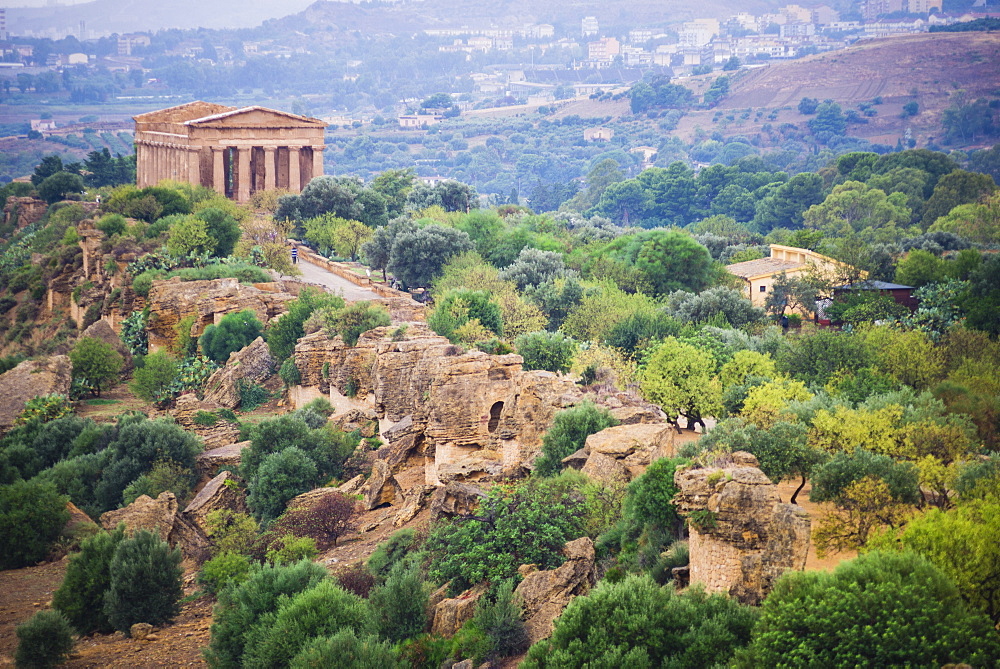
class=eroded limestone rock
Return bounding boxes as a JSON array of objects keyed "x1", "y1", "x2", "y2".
[
  {"x1": 100, "y1": 491, "x2": 212, "y2": 563},
  {"x1": 428, "y1": 482, "x2": 488, "y2": 521},
  {"x1": 673, "y1": 451, "x2": 811, "y2": 605},
  {"x1": 171, "y1": 394, "x2": 241, "y2": 448},
  {"x1": 202, "y1": 337, "x2": 275, "y2": 408},
  {"x1": 361, "y1": 459, "x2": 402, "y2": 510},
  {"x1": 432, "y1": 582, "x2": 488, "y2": 637},
  {"x1": 514, "y1": 537, "x2": 598, "y2": 644},
  {"x1": 0, "y1": 356, "x2": 72, "y2": 432},
  {"x1": 183, "y1": 471, "x2": 246, "y2": 529}
]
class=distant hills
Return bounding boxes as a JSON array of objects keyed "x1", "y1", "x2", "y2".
[{"x1": 8, "y1": 0, "x2": 786, "y2": 38}]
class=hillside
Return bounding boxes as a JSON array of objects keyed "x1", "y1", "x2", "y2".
[{"x1": 674, "y1": 32, "x2": 1000, "y2": 148}]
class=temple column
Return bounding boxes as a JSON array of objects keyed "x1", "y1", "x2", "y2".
[
  {"x1": 312, "y1": 145, "x2": 324, "y2": 180},
  {"x1": 188, "y1": 147, "x2": 201, "y2": 187},
  {"x1": 152, "y1": 144, "x2": 160, "y2": 185},
  {"x1": 211, "y1": 147, "x2": 226, "y2": 195},
  {"x1": 237, "y1": 146, "x2": 251, "y2": 202},
  {"x1": 264, "y1": 147, "x2": 277, "y2": 191},
  {"x1": 288, "y1": 147, "x2": 301, "y2": 193}
]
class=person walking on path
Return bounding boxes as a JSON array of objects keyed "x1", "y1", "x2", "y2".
[{"x1": 291, "y1": 245, "x2": 298, "y2": 265}]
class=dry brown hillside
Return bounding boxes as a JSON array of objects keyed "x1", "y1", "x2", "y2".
[{"x1": 674, "y1": 32, "x2": 1000, "y2": 147}]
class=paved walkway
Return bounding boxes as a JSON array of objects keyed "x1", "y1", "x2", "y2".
[{"x1": 279, "y1": 257, "x2": 383, "y2": 301}]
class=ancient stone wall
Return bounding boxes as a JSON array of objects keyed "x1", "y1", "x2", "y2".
[{"x1": 673, "y1": 451, "x2": 811, "y2": 605}]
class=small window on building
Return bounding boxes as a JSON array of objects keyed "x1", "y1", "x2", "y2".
[{"x1": 759, "y1": 285, "x2": 767, "y2": 292}]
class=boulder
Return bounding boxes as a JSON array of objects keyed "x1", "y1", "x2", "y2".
[
  {"x1": 585, "y1": 423, "x2": 674, "y2": 459},
  {"x1": 100, "y1": 492, "x2": 212, "y2": 563},
  {"x1": 171, "y1": 394, "x2": 241, "y2": 448},
  {"x1": 393, "y1": 484, "x2": 435, "y2": 526},
  {"x1": 0, "y1": 356, "x2": 72, "y2": 432},
  {"x1": 580, "y1": 450, "x2": 630, "y2": 485},
  {"x1": 130, "y1": 623, "x2": 154, "y2": 640},
  {"x1": 432, "y1": 582, "x2": 489, "y2": 637},
  {"x1": 609, "y1": 405, "x2": 666, "y2": 425},
  {"x1": 514, "y1": 537, "x2": 598, "y2": 644},
  {"x1": 361, "y1": 460, "x2": 402, "y2": 510},
  {"x1": 673, "y1": 451, "x2": 811, "y2": 605},
  {"x1": 286, "y1": 486, "x2": 356, "y2": 511},
  {"x1": 82, "y1": 319, "x2": 133, "y2": 373},
  {"x1": 379, "y1": 415, "x2": 425, "y2": 472},
  {"x1": 436, "y1": 450, "x2": 504, "y2": 483},
  {"x1": 183, "y1": 471, "x2": 246, "y2": 529},
  {"x1": 202, "y1": 337, "x2": 275, "y2": 409},
  {"x1": 429, "y1": 482, "x2": 487, "y2": 521},
  {"x1": 332, "y1": 407, "x2": 378, "y2": 437},
  {"x1": 337, "y1": 474, "x2": 367, "y2": 496},
  {"x1": 196, "y1": 442, "x2": 246, "y2": 476}
]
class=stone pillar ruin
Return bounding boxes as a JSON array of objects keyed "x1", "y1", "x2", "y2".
[
  {"x1": 288, "y1": 146, "x2": 302, "y2": 193},
  {"x1": 673, "y1": 452, "x2": 811, "y2": 605},
  {"x1": 264, "y1": 147, "x2": 277, "y2": 191}
]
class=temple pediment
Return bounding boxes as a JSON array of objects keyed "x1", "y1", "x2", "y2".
[
  {"x1": 133, "y1": 101, "x2": 236, "y2": 124},
  {"x1": 185, "y1": 106, "x2": 327, "y2": 129}
]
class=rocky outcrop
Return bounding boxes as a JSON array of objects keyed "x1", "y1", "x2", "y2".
[
  {"x1": 201, "y1": 337, "x2": 275, "y2": 409},
  {"x1": 673, "y1": 452, "x2": 811, "y2": 605},
  {"x1": 100, "y1": 491, "x2": 212, "y2": 563},
  {"x1": 2, "y1": 196, "x2": 47, "y2": 233},
  {"x1": 429, "y1": 482, "x2": 488, "y2": 521},
  {"x1": 514, "y1": 537, "x2": 598, "y2": 644},
  {"x1": 0, "y1": 355, "x2": 73, "y2": 432},
  {"x1": 360, "y1": 460, "x2": 403, "y2": 511},
  {"x1": 145, "y1": 277, "x2": 296, "y2": 350},
  {"x1": 171, "y1": 394, "x2": 241, "y2": 448},
  {"x1": 432, "y1": 582, "x2": 489, "y2": 637},
  {"x1": 183, "y1": 471, "x2": 246, "y2": 530},
  {"x1": 196, "y1": 442, "x2": 245, "y2": 476},
  {"x1": 564, "y1": 423, "x2": 676, "y2": 483},
  {"x1": 332, "y1": 407, "x2": 378, "y2": 437},
  {"x1": 82, "y1": 319, "x2": 133, "y2": 372},
  {"x1": 293, "y1": 325, "x2": 596, "y2": 484}
]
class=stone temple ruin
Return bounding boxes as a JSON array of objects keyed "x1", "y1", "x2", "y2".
[
  {"x1": 134, "y1": 101, "x2": 327, "y2": 201},
  {"x1": 673, "y1": 451, "x2": 811, "y2": 605}
]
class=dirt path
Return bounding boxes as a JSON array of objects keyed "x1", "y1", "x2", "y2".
[{"x1": 278, "y1": 257, "x2": 383, "y2": 302}]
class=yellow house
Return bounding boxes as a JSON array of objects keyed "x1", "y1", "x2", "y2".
[{"x1": 726, "y1": 244, "x2": 846, "y2": 313}]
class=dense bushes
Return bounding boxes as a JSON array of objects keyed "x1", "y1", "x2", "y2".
[
  {"x1": 426, "y1": 481, "x2": 585, "y2": 594},
  {"x1": 199, "y1": 309, "x2": 263, "y2": 363},
  {"x1": 533, "y1": 402, "x2": 618, "y2": 477},
  {"x1": 735, "y1": 551, "x2": 1000, "y2": 667},
  {"x1": 203, "y1": 560, "x2": 329, "y2": 668},
  {"x1": 104, "y1": 529, "x2": 184, "y2": 633},
  {"x1": 15, "y1": 610, "x2": 75, "y2": 669},
  {"x1": 523, "y1": 575, "x2": 758, "y2": 668},
  {"x1": 53, "y1": 525, "x2": 126, "y2": 634},
  {"x1": 0, "y1": 479, "x2": 69, "y2": 569},
  {"x1": 514, "y1": 330, "x2": 577, "y2": 373}
]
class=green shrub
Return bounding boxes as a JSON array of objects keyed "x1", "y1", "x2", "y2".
[
  {"x1": 241, "y1": 415, "x2": 357, "y2": 492},
  {"x1": 523, "y1": 576, "x2": 757, "y2": 668},
  {"x1": 203, "y1": 560, "x2": 327, "y2": 668},
  {"x1": 247, "y1": 448, "x2": 318, "y2": 522},
  {"x1": 367, "y1": 528, "x2": 418, "y2": 581},
  {"x1": 471, "y1": 579, "x2": 529, "y2": 663},
  {"x1": 290, "y1": 628, "x2": 403, "y2": 669},
  {"x1": 266, "y1": 288, "x2": 346, "y2": 360},
  {"x1": 193, "y1": 410, "x2": 219, "y2": 426},
  {"x1": 514, "y1": 331, "x2": 578, "y2": 373},
  {"x1": 279, "y1": 358, "x2": 302, "y2": 386},
  {"x1": 332, "y1": 302, "x2": 391, "y2": 346},
  {"x1": 198, "y1": 552, "x2": 253, "y2": 594},
  {"x1": 14, "y1": 610, "x2": 74, "y2": 669},
  {"x1": 242, "y1": 580, "x2": 371, "y2": 668},
  {"x1": 203, "y1": 509, "x2": 259, "y2": 556},
  {"x1": 428, "y1": 289, "x2": 503, "y2": 342},
  {"x1": 265, "y1": 534, "x2": 319, "y2": 565},
  {"x1": 14, "y1": 394, "x2": 72, "y2": 426},
  {"x1": 0, "y1": 480, "x2": 70, "y2": 569},
  {"x1": 368, "y1": 557, "x2": 428, "y2": 643},
  {"x1": 121, "y1": 460, "x2": 194, "y2": 506},
  {"x1": 96, "y1": 213, "x2": 127, "y2": 237},
  {"x1": 104, "y1": 529, "x2": 183, "y2": 633},
  {"x1": 427, "y1": 482, "x2": 585, "y2": 594},
  {"x1": 533, "y1": 402, "x2": 619, "y2": 477},
  {"x1": 119, "y1": 310, "x2": 149, "y2": 356},
  {"x1": 69, "y1": 337, "x2": 124, "y2": 396},
  {"x1": 52, "y1": 525, "x2": 126, "y2": 634},
  {"x1": 199, "y1": 309, "x2": 263, "y2": 363},
  {"x1": 734, "y1": 551, "x2": 1000, "y2": 667},
  {"x1": 237, "y1": 379, "x2": 271, "y2": 412}
]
